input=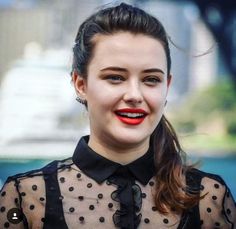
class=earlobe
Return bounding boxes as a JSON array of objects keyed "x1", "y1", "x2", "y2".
[
  {"x1": 167, "y1": 74, "x2": 172, "y2": 88},
  {"x1": 72, "y1": 71, "x2": 87, "y2": 98}
]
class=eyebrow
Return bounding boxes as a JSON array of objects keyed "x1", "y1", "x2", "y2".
[{"x1": 100, "y1": 66, "x2": 165, "y2": 74}]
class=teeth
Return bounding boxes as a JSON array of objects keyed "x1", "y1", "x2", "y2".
[{"x1": 117, "y1": 112, "x2": 145, "y2": 118}]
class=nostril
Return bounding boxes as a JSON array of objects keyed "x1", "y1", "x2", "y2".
[
  {"x1": 123, "y1": 92, "x2": 143, "y2": 104},
  {"x1": 124, "y1": 97, "x2": 143, "y2": 104}
]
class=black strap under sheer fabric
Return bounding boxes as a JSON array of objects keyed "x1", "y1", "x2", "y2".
[
  {"x1": 43, "y1": 161, "x2": 68, "y2": 229},
  {"x1": 177, "y1": 169, "x2": 202, "y2": 229},
  {"x1": 108, "y1": 166, "x2": 142, "y2": 229}
]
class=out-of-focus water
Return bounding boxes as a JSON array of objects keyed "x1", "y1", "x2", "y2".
[
  {"x1": 196, "y1": 156, "x2": 236, "y2": 198},
  {"x1": 0, "y1": 156, "x2": 235, "y2": 199}
]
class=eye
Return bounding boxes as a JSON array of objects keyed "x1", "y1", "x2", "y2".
[
  {"x1": 104, "y1": 75, "x2": 125, "y2": 84},
  {"x1": 143, "y1": 76, "x2": 161, "y2": 86}
]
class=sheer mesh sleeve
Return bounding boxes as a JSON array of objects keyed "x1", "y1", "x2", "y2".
[
  {"x1": 199, "y1": 176, "x2": 236, "y2": 228},
  {"x1": 0, "y1": 179, "x2": 26, "y2": 228},
  {"x1": 0, "y1": 172, "x2": 46, "y2": 229}
]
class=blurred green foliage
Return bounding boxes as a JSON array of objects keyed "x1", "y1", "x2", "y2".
[
  {"x1": 172, "y1": 81, "x2": 236, "y2": 136},
  {"x1": 171, "y1": 80, "x2": 236, "y2": 152}
]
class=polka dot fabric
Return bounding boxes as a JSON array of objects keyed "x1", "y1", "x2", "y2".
[
  {"x1": 199, "y1": 177, "x2": 236, "y2": 229},
  {"x1": 0, "y1": 137, "x2": 235, "y2": 228},
  {"x1": 0, "y1": 162, "x2": 235, "y2": 228}
]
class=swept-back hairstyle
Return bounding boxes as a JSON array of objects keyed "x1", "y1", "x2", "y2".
[{"x1": 72, "y1": 2, "x2": 199, "y2": 214}]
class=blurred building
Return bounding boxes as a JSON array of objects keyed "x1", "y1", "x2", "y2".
[
  {"x1": 0, "y1": 0, "x2": 220, "y2": 94},
  {"x1": 0, "y1": 0, "x2": 223, "y2": 157},
  {"x1": 0, "y1": 0, "x2": 103, "y2": 84}
]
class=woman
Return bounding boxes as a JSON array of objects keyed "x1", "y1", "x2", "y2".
[{"x1": 0, "y1": 3, "x2": 235, "y2": 229}]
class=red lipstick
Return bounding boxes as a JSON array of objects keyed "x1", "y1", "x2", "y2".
[{"x1": 115, "y1": 108, "x2": 148, "y2": 125}]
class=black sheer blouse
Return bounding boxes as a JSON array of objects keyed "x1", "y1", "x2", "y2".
[{"x1": 0, "y1": 136, "x2": 235, "y2": 228}]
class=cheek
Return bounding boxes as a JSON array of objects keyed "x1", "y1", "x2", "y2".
[
  {"x1": 86, "y1": 84, "x2": 123, "y2": 110},
  {"x1": 144, "y1": 88, "x2": 166, "y2": 111}
]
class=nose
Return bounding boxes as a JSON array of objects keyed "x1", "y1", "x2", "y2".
[{"x1": 123, "y1": 80, "x2": 143, "y2": 104}]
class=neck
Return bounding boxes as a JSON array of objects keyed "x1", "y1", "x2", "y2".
[{"x1": 88, "y1": 135, "x2": 150, "y2": 165}]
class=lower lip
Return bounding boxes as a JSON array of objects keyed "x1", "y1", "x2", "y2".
[{"x1": 115, "y1": 114, "x2": 146, "y2": 125}]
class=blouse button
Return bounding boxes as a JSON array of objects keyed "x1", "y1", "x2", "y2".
[
  {"x1": 152, "y1": 206, "x2": 157, "y2": 211},
  {"x1": 78, "y1": 196, "x2": 84, "y2": 201},
  {"x1": 69, "y1": 207, "x2": 75, "y2": 213},
  {"x1": 108, "y1": 203, "x2": 113, "y2": 208},
  {"x1": 215, "y1": 222, "x2": 220, "y2": 227},
  {"x1": 32, "y1": 185, "x2": 37, "y2": 191},
  {"x1": 59, "y1": 177, "x2": 65, "y2": 183},
  {"x1": 0, "y1": 206, "x2": 6, "y2": 212},
  {"x1": 77, "y1": 173, "x2": 82, "y2": 179},
  {"x1": 40, "y1": 197, "x2": 45, "y2": 201},
  {"x1": 149, "y1": 181, "x2": 154, "y2": 186},
  {"x1": 87, "y1": 183, "x2": 92, "y2": 188},
  {"x1": 212, "y1": 195, "x2": 217, "y2": 200},
  {"x1": 99, "y1": 217, "x2": 105, "y2": 223},
  {"x1": 98, "y1": 193, "x2": 103, "y2": 199},
  {"x1": 79, "y1": 216, "x2": 85, "y2": 222},
  {"x1": 214, "y1": 183, "x2": 219, "y2": 189},
  {"x1": 69, "y1": 187, "x2": 74, "y2": 192},
  {"x1": 163, "y1": 218, "x2": 169, "y2": 224},
  {"x1": 141, "y1": 193, "x2": 146, "y2": 198},
  {"x1": 1, "y1": 191, "x2": 6, "y2": 197},
  {"x1": 89, "y1": 205, "x2": 95, "y2": 210},
  {"x1": 29, "y1": 205, "x2": 35, "y2": 210},
  {"x1": 207, "y1": 207, "x2": 211, "y2": 213},
  {"x1": 144, "y1": 218, "x2": 150, "y2": 224},
  {"x1": 20, "y1": 192, "x2": 26, "y2": 197}
]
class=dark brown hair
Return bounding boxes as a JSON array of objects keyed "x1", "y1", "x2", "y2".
[{"x1": 72, "y1": 2, "x2": 199, "y2": 214}]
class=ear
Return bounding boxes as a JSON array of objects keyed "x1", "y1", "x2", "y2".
[
  {"x1": 72, "y1": 71, "x2": 87, "y2": 99},
  {"x1": 165, "y1": 74, "x2": 172, "y2": 99},
  {"x1": 167, "y1": 74, "x2": 172, "y2": 88}
]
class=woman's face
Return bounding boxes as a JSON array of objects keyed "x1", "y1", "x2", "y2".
[{"x1": 74, "y1": 32, "x2": 171, "y2": 149}]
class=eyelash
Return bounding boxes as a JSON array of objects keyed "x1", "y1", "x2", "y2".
[
  {"x1": 104, "y1": 75, "x2": 124, "y2": 83},
  {"x1": 104, "y1": 75, "x2": 161, "y2": 85},
  {"x1": 143, "y1": 76, "x2": 161, "y2": 85}
]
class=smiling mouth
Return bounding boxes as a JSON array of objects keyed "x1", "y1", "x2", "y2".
[
  {"x1": 115, "y1": 112, "x2": 146, "y2": 118},
  {"x1": 114, "y1": 109, "x2": 148, "y2": 125}
]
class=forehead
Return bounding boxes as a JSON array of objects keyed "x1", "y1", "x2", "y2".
[{"x1": 89, "y1": 32, "x2": 167, "y2": 71}]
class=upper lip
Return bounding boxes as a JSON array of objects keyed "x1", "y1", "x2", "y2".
[{"x1": 115, "y1": 108, "x2": 148, "y2": 114}]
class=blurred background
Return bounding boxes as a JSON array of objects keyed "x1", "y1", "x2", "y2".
[{"x1": 0, "y1": 0, "x2": 235, "y2": 197}]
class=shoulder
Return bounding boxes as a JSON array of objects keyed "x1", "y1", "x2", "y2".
[
  {"x1": 186, "y1": 168, "x2": 225, "y2": 184},
  {"x1": 187, "y1": 168, "x2": 236, "y2": 227},
  {"x1": 1, "y1": 157, "x2": 73, "y2": 192},
  {"x1": 185, "y1": 168, "x2": 231, "y2": 201},
  {"x1": 5, "y1": 157, "x2": 73, "y2": 182},
  {"x1": 185, "y1": 168, "x2": 230, "y2": 193}
]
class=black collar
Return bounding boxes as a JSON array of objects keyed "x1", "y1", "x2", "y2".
[{"x1": 72, "y1": 136, "x2": 156, "y2": 185}]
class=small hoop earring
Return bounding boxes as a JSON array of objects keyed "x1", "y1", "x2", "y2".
[{"x1": 76, "y1": 96, "x2": 86, "y2": 105}]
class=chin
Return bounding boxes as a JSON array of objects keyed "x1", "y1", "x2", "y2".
[{"x1": 111, "y1": 132, "x2": 150, "y2": 147}]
